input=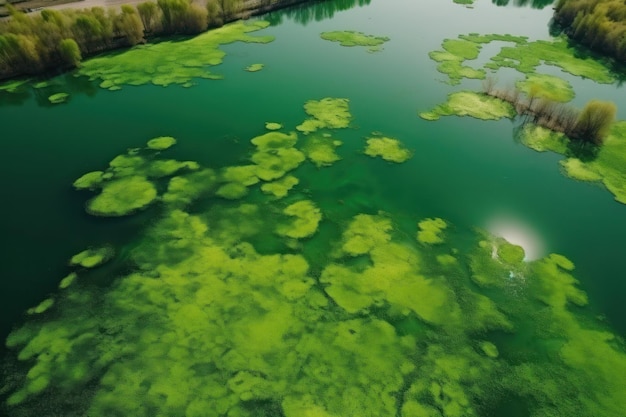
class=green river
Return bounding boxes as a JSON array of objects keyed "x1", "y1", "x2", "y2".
[{"x1": 1, "y1": 0, "x2": 626, "y2": 415}]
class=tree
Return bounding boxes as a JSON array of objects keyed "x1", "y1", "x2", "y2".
[
  {"x1": 573, "y1": 100, "x2": 616, "y2": 145},
  {"x1": 137, "y1": 1, "x2": 162, "y2": 34},
  {"x1": 59, "y1": 38, "x2": 81, "y2": 67}
]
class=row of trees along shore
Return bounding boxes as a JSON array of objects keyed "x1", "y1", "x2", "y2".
[
  {"x1": 554, "y1": 0, "x2": 626, "y2": 62},
  {"x1": 0, "y1": 0, "x2": 310, "y2": 80},
  {"x1": 483, "y1": 77, "x2": 616, "y2": 146}
]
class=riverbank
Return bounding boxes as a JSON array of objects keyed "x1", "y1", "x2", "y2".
[{"x1": 0, "y1": 0, "x2": 319, "y2": 81}]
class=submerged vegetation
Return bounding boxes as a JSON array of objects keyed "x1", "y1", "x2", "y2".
[{"x1": 2, "y1": 96, "x2": 626, "y2": 417}]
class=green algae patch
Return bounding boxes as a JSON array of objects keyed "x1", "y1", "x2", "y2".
[
  {"x1": 320, "y1": 30, "x2": 389, "y2": 52},
  {"x1": 417, "y1": 217, "x2": 447, "y2": 244},
  {"x1": 497, "y1": 241, "x2": 525, "y2": 264},
  {"x1": 261, "y1": 175, "x2": 299, "y2": 198},
  {"x1": 442, "y1": 38, "x2": 481, "y2": 60},
  {"x1": 364, "y1": 136, "x2": 412, "y2": 163},
  {"x1": 47, "y1": 92, "x2": 69, "y2": 104},
  {"x1": 86, "y1": 176, "x2": 157, "y2": 216},
  {"x1": 302, "y1": 134, "x2": 342, "y2": 167},
  {"x1": 146, "y1": 136, "x2": 177, "y2": 150},
  {"x1": 340, "y1": 214, "x2": 392, "y2": 256},
  {"x1": 73, "y1": 171, "x2": 105, "y2": 190},
  {"x1": 297, "y1": 98, "x2": 351, "y2": 134},
  {"x1": 518, "y1": 124, "x2": 569, "y2": 154},
  {"x1": 220, "y1": 165, "x2": 260, "y2": 186},
  {"x1": 516, "y1": 74, "x2": 575, "y2": 103},
  {"x1": 420, "y1": 91, "x2": 515, "y2": 121},
  {"x1": 251, "y1": 131, "x2": 298, "y2": 151},
  {"x1": 216, "y1": 182, "x2": 249, "y2": 200},
  {"x1": 162, "y1": 169, "x2": 218, "y2": 208},
  {"x1": 5, "y1": 107, "x2": 626, "y2": 417},
  {"x1": 79, "y1": 20, "x2": 274, "y2": 90},
  {"x1": 430, "y1": 34, "x2": 613, "y2": 87},
  {"x1": 59, "y1": 272, "x2": 78, "y2": 289},
  {"x1": 69, "y1": 247, "x2": 114, "y2": 268},
  {"x1": 487, "y1": 38, "x2": 614, "y2": 83},
  {"x1": 276, "y1": 200, "x2": 322, "y2": 239},
  {"x1": 245, "y1": 63, "x2": 264, "y2": 72},
  {"x1": 479, "y1": 341, "x2": 499, "y2": 358},
  {"x1": 265, "y1": 122, "x2": 282, "y2": 131},
  {"x1": 26, "y1": 298, "x2": 54, "y2": 315},
  {"x1": 560, "y1": 158, "x2": 603, "y2": 182},
  {"x1": 249, "y1": 131, "x2": 305, "y2": 181}
]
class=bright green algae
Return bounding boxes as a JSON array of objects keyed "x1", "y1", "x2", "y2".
[
  {"x1": 78, "y1": 20, "x2": 274, "y2": 90},
  {"x1": 47, "y1": 93, "x2": 69, "y2": 104},
  {"x1": 320, "y1": 31, "x2": 389, "y2": 52},
  {"x1": 515, "y1": 74, "x2": 575, "y2": 103},
  {"x1": 245, "y1": 63, "x2": 264, "y2": 72},
  {"x1": 3, "y1": 100, "x2": 626, "y2": 417},
  {"x1": 429, "y1": 33, "x2": 614, "y2": 86},
  {"x1": 420, "y1": 91, "x2": 516, "y2": 121},
  {"x1": 364, "y1": 135, "x2": 412, "y2": 163}
]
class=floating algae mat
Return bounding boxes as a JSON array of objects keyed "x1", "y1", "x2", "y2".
[
  {"x1": 320, "y1": 30, "x2": 390, "y2": 52},
  {"x1": 2, "y1": 97, "x2": 626, "y2": 417},
  {"x1": 428, "y1": 33, "x2": 614, "y2": 86},
  {"x1": 78, "y1": 20, "x2": 274, "y2": 90}
]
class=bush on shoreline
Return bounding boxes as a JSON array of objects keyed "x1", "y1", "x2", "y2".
[{"x1": 0, "y1": 0, "x2": 247, "y2": 80}]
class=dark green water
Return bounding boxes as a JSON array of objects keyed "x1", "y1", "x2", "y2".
[{"x1": 1, "y1": 0, "x2": 625, "y2": 416}]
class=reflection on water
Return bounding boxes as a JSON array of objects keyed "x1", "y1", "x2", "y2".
[
  {"x1": 492, "y1": 0, "x2": 555, "y2": 8},
  {"x1": 266, "y1": 0, "x2": 372, "y2": 25}
]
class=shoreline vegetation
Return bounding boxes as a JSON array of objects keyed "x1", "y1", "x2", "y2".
[
  {"x1": 482, "y1": 77, "x2": 616, "y2": 146},
  {"x1": 554, "y1": 0, "x2": 626, "y2": 64},
  {"x1": 0, "y1": 0, "x2": 320, "y2": 80}
]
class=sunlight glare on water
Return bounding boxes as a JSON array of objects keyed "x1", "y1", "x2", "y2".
[{"x1": 486, "y1": 213, "x2": 545, "y2": 260}]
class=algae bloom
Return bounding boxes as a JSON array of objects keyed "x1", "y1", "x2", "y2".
[
  {"x1": 47, "y1": 92, "x2": 69, "y2": 104},
  {"x1": 364, "y1": 136, "x2": 412, "y2": 163},
  {"x1": 320, "y1": 30, "x2": 390, "y2": 52}
]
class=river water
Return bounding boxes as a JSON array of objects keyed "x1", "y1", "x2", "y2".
[{"x1": 1, "y1": 0, "x2": 625, "y2": 416}]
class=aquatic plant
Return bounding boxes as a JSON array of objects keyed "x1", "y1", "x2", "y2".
[
  {"x1": 276, "y1": 200, "x2": 322, "y2": 239},
  {"x1": 86, "y1": 176, "x2": 158, "y2": 216},
  {"x1": 47, "y1": 92, "x2": 69, "y2": 104},
  {"x1": 69, "y1": 247, "x2": 114, "y2": 268},
  {"x1": 261, "y1": 175, "x2": 299, "y2": 198},
  {"x1": 245, "y1": 63, "x2": 264, "y2": 72},
  {"x1": 320, "y1": 30, "x2": 389, "y2": 52},
  {"x1": 417, "y1": 217, "x2": 447, "y2": 244},
  {"x1": 364, "y1": 136, "x2": 412, "y2": 163},
  {"x1": 79, "y1": 20, "x2": 274, "y2": 90},
  {"x1": 420, "y1": 91, "x2": 516, "y2": 121},
  {"x1": 265, "y1": 122, "x2": 282, "y2": 131},
  {"x1": 296, "y1": 98, "x2": 352, "y2": 134},
  {"x1": 516, "y1": 73, "x2": 575, "y2": 103},
  {"x1": 146, "y1": 136, "x2": 177, "y2": 150},
  {"x1": 302, "y1": 134, "x2": 342, "y2": 167},
  {"x1": 3, "y1": 99, "x2": 626, "y2": 417}
]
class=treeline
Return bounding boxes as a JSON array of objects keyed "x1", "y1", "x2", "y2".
[
  {"x1": 483, "y1": 78, "x2": 616, "y2": 145},
  {"x1": 0, "y1": 0, "x2": 290, "y2": 80},
  {"x1": 554, "y1": 0, "x2": 626, "y2": 62}
]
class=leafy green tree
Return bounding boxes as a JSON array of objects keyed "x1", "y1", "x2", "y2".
[
  {"x1": 137, "y1": 1, "x2": 162, "y2": 33},
  {"x1": 59, "y1": 38, "x2": 81, "y2": 67}
]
